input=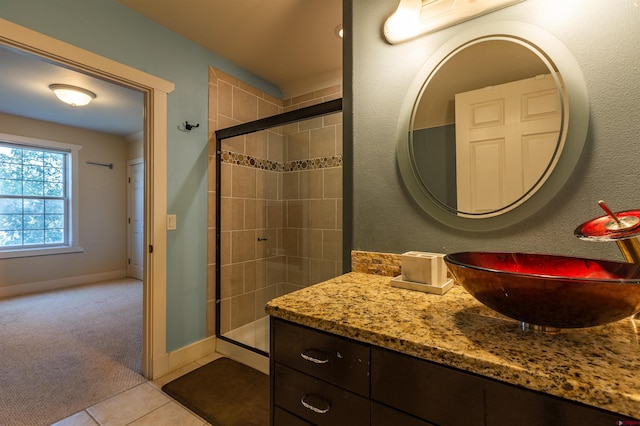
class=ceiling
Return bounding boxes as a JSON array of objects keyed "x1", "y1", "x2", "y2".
[
  {"x1": 117, "y1": 0, "x2": 343, "y2": 98},
  {"x1": 0, "y1": 44, "x2": 144, "y2": 137},
  {"x1": 0, "y1": 0, "x2": 342, "y2": 137}
]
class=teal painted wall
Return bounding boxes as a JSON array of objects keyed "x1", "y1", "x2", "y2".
[{"x1": 0, "y1": 0, "x2": 282, "y2": 352}]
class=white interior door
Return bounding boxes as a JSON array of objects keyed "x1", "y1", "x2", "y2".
[
  {"x1": 127, "y1": 159, "x2": 144, "y2": 280},
  {"x1": 455, "y1": 74, "x2": 561, "y2": 215}
]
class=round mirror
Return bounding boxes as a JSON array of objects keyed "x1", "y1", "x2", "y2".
[{"x1": 397, "y1": 22, "x2": 589, "y2": 231}]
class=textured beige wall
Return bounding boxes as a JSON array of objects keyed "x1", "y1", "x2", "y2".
[
  {"x1": 0, "y1": 113, "x2": 129, "y2": 293},
  {"x1": 126, "y1": 134, "x2": 143, "y2": 160},
  {"x1": 208, "y1": 67, "x2": 284, "y2": 337}
]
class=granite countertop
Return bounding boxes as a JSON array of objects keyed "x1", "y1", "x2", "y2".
[{"x1": 265, "y1": 272, "x2": 640, "y2": 418}]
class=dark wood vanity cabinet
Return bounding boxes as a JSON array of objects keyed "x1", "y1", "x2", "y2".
[
  {"x1": 270, "y1": 317, "x2": 370, "y2": 425},
  {"x1": 371, "y1": 347, "x2": 483, "y2": 425},
  {"x1": 270, "y1": 318, "x2": 630, "y2": 425},
  {"x1": 371, "y1": 347, "x2": 629, "y2": 426}
]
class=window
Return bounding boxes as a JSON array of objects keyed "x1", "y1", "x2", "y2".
[{"x1": 0, "y1": 134, "x2": 82, "y2": 258}]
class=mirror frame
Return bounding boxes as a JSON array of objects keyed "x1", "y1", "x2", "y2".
[
  {"x1": 397, "y1": 21, "x2": 589, "y2": 231},
  {"x1": 412, "y1": 37, "x2": 564, "y2": 218}
]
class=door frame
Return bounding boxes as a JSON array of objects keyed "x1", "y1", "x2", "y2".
[{"x1": 0, "y1": 18, "x2": 174, "y2": 379}]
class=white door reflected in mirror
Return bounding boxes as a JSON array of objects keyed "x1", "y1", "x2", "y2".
[
  {"x1": 455, "y1": 74, "x2": 561, "y2": 216},
  {"x1": 410, "y1": 37, "x2": 565, "y2": 218}
]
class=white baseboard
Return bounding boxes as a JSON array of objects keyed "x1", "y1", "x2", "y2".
[
  {"x1": 152, "y1": 336, "x2": 270, "y2": 379},
  {"x1": 0, "y1": 269, "x2": 128, "y2": 298},
  {"x1": 151, "y1": 336, "x2": 217, "y2": 380}
]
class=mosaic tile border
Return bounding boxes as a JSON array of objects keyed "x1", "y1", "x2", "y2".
[
  {"x1": 221, "y1": 150, "x2": 343, "y2": 171},
  {"x1": 221, "y1": 151, "x2": 282, "y2": 171}
]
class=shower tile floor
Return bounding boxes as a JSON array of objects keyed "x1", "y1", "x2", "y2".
[{"x1": 222, "y1": 316, "x2": 270, "y2": 353}]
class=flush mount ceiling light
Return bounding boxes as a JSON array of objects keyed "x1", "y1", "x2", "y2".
[
  {"x1": 49, "y1": 84, "x2": 96, "y2": 106},
  {"x1": 384, "y1": 0, "x2": 526, "y2": 44}
]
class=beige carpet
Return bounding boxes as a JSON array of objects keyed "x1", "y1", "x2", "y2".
[{"x1": 0, "y1": 279, "x2": 146, "y2": 426}]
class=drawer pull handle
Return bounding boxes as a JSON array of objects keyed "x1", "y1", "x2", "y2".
[
  {"x1": 301, "y1": 394, "x2": 331, "y2": 414},
  {"x1": 300, "y1": 349, "x2": 330, "y2": 364}
]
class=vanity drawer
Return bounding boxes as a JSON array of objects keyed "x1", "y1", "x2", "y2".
[
  {"x1": 371, "y1": 402, "x2": 434, "y2": 426},
  {"x1": 371, "y1": 347, "x2": 484, "y2": 426},
  {"x1": 273, "y1": 406, "x2": 313, "y2": 426},
  {"x1": 274, "y1": 363, "x2": 370, "y2": 426},
  {"x1": 272, "y1": 318, "x2": 370, "y2": 396}
]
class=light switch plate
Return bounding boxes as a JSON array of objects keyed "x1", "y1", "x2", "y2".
[{"x1": 167, "y1": 214, "x2": 176, "y2": 230}]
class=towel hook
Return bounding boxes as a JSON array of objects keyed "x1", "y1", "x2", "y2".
[{"x1": 178, "y1": 121, "x2": 200, "y2": 132}]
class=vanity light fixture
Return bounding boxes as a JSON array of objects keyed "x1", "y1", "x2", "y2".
[
  {"x1": 49, "y1": 84, "x2": 96, "y2": 106},
  {"x1": 384, "y1": 0, "x2": 421, "y2": 43},
  {"x1": 384, "y1": 0, "x2": 526, "y2": 44}
]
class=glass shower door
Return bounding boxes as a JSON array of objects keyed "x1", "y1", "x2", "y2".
[{"x1": 216, "y1": 100, "x2": 343, "y2": 355}]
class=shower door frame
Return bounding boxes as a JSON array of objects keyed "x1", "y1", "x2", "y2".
[{"x1": 215, "y1": 98, "x2": 343, "y2": 355}]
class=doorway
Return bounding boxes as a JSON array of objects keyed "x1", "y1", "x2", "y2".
[{"x1": 0, "y1": 18, "x2": 174, "y2": 379}]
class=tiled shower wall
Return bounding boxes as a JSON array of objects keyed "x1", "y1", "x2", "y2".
[
  {"x1": 208, "y1": 66, "x2": 342, "y2": 336},
  {"x1": 280, "y1": 111, "x2": 343, "y2": 293}
]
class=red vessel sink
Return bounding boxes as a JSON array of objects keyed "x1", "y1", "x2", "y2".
[{"x1": 444, "y1": 252, "x2": 640, "y2": 328}]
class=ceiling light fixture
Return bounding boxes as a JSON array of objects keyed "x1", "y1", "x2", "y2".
[{"x1": 49, "y1": 84, "x2": 96, "y2": 106}]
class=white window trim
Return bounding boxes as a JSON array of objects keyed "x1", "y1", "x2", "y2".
[{"x1": 0, "y1": 133, "x2": 83, "y2": 259}]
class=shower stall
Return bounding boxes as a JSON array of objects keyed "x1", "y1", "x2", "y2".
[{"x1": 215, "y1": 99, "x2": 343, "y2": 355}]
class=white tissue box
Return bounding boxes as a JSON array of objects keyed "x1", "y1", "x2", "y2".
[{"x1": 401, "y1": 251, "x2": 447, "y2": 285}]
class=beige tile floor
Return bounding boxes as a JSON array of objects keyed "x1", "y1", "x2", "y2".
[{"x1": 51, "y1": 353, "x2": 226, "y2": 426}]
